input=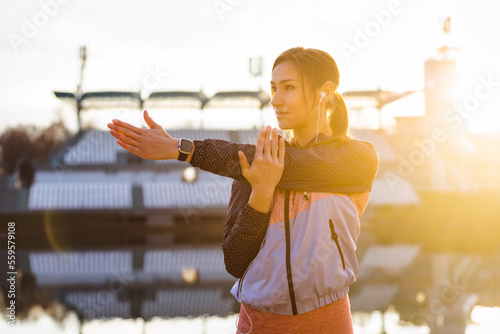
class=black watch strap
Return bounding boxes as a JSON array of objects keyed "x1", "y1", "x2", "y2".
[{"x1": 178, "y1": 138, "x2": 194, "y2": 161}]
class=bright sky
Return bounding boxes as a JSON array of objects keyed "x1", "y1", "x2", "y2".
[{"x1": 1, "y1": 0, "x2": 500, "y2": 133}]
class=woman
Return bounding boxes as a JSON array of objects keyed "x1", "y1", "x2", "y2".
[{"x1": 108, "y1": 47, "x2": 379, "y2": 333}]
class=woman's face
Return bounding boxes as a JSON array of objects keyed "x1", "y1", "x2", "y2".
[{"x1": 270, "y1": 60, "x2": 316, "y2": 131}]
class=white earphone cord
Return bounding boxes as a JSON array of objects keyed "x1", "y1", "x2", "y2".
[
  {"x1": 315, "y1": 101, "x2": 320, "y2": 144},
  {"x1": 315, "y1": 93, "x2": 324, "y2": 144},
  {"x1": 235, "y1": 237, "x2": 266, "y2": 334},
  {"x1": 235, "y1": 303, "x2": 252, "y2": 334}
]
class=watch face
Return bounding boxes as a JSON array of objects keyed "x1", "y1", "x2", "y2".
[{"x1": 180, "y1": 139, "x2": 193, "y2": 153}]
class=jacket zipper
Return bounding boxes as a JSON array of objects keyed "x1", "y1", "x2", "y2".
[
  {"x1": 329, "y1": 219, "x2": 346, "y2": 270},
  {"x1": 240, "y1": 190, "x2": 298, "y2": 315},
  {"x1": 284, "y1": 190, "x2": 298, "y2": 315}
]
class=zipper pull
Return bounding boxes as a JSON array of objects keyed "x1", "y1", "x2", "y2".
[
  {"x1": 329, "y1": 219, "x2": 346, "y2": 270},
  {"x1": 303, "y1": 191, "x2": 309, "y2": 201},
  {"x1": 329, "y1": 219, "x2": 338, "y2": 240}
]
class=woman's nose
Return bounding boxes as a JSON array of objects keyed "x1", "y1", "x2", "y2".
[{"x1": 271, "y1": 91, "x2": 282, "y2": 107}]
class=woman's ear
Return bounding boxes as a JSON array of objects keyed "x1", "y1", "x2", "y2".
[
  {"x1": 319, "y1": 92, "x2": 326, "y2": 103},
  {"x1": 320, "y1": 81, "x2": 335, "y2": 104}
]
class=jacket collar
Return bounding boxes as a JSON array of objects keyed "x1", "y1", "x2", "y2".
[{"x1": 291, "y1": 133, "x2": 330, "y2": 148}]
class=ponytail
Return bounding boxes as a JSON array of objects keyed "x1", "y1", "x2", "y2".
[{"x1": 328, "y1": 91, "x2": 350, "y2": 141}]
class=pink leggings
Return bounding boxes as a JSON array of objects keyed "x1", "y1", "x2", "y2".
[{"x1": 235, "y1": 294, "x2": 354, "y2": 334}]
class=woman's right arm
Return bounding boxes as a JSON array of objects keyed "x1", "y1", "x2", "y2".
[
  {"x1": 222, "y1": 127, "x2": 284, "y2": 278},
  {"x1": 223, "y1": 180, "x2": 272, "y2": 278}
]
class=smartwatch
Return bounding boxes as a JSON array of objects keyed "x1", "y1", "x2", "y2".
[{"x1": 178, "y1": 138, "x2": 194, "y2": 161}]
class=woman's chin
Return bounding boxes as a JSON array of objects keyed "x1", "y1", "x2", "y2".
[{"x1": 276, "y1": 119, "x2": 291, "y2": 130}]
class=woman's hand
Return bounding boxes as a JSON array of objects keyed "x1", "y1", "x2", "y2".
[
  {"x1": 107, "y1": 110, "x2": 184, "y2": 161},
  {"x1": 238, "y1": 126, "x2": 285, "y2": 213}
]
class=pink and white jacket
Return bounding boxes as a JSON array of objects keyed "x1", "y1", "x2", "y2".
[{"x1": 190, "y1": 133, "x2": 379, "y2": 315}]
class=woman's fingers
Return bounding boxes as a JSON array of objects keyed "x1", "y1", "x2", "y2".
[
  {"x1": 241, "y1": 126, "x2": 284, "y2": 191},
  {"x1": 256, "y1": 126, "x2": 282, "y2": 163},
  {"x1": 108, "y1": 123, "x2": 134, "y2": 138},
  {"x1": 109, "y1": 128, "x2": 140, "y2": 146},
  {"x1": 238, "y1": 151, "x2": 250, "y2": 176},
  {"x1": 255, "y1": 127, "x2": 266, "y2": 159},
  {"x1": 143, "y1": 110, "x2": 161, "y2": 130},
  {"x1": 279, "y1": 137, "x2": 285, "y2": 165},
  {"x1": 116, "y1": 138, "x2": 141, "y2": 155},
  {"x1": 263, "y1": 126, "x2": 271, "y2": 158},
  {"x1": 271, "y1": 128, "x2": 278, "y2": 161},
  {"x1": 111, "y1": 118, "x2": 143, "y2": 135}
]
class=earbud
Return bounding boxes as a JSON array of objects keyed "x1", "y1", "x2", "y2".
[{"x1": 319, "y1": 92, "x2": 326, "y2": 103}]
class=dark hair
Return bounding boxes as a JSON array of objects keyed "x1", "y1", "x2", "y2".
[{"x1": 272, "y1": 47, "x2": 350, "y2": 145}]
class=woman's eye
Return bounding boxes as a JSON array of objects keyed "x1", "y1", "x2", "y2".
[{"x1": 270, "y1": 86, "x2": 293, "y2": 94}]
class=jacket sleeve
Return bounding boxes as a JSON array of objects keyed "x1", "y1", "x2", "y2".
[
  {"x1": 189, "y1": 136, "x2": 379, "y2": 194},
  {"x1": 222, "y1": 179, "x2": 271, "y2": 278}
]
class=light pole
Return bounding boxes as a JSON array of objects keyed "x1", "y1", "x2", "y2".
[
  {"x1": 249, "y1": 56, "x2": 265, "y2": 126},
  {"x1": 76, "y1": 45, "x2": 87, "y2": 132}
]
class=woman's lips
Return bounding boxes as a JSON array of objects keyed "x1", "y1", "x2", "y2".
[{"x1": 276, "y1": 113, "x2": 288, "y2": 118}]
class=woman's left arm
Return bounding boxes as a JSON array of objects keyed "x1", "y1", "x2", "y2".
[{"x1": 108, "y1": 111, "x2": 379, "y2": 193}]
